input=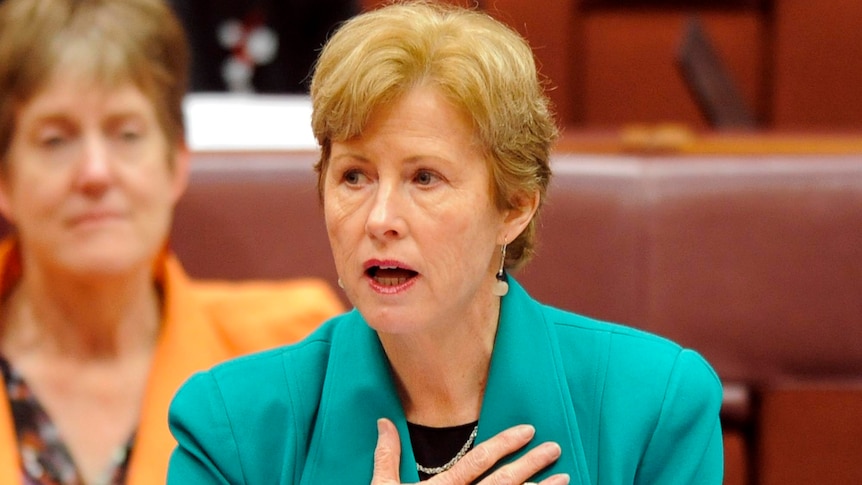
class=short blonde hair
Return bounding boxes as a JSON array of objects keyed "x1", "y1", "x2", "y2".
[
  {"x1": 0, "y1": 0, "x2": 189, "y2": 166},
  {"x1": 311, "y1": 0, "x2": 558, "y2": 269}
]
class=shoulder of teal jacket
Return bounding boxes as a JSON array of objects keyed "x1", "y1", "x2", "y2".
[
  {"x1": 171, "y1": 307, "x2": 357, "y2": 409},
  {"x1": 491, "y1": 278, "x2": 723, "y2": 483},
  {"x1": 507, "y1": 279, "x2": 722, "y2": 421},
  {"x1": 541, "y1": 303, "x2": 723, "y2": 436},
  {"x1": 168, "y1": 312, "x2": 360, "y2": 483},
  {"x1": 539, "y1": 301, "x2": 720, "y2": 384}
]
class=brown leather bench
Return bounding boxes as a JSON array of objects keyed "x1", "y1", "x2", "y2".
[
  {"x1": 171, "y1": 150, "x2": 862, "y2": 484},
  {"x1": 4, "y1": 149, "x2": 859, "y2": 483},
  {"x1": 168, "y1": 150, "x2": 862, "y2": 485},
  {"x1": 522, "y1": 153, "x2": 862, "y2": 485},
  {"x1": 170, "y1": 151, "x2": 336, "y2": 285}
]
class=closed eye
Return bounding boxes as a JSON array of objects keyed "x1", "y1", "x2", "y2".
[
  {"x1": 118, "y1": 129, "x2": 142, "y2": 142},
  {"x1": 111, "y1": 118, "x2": 145, "y2": 143},
  {"x1": 41, "y1": 134, "x2": 68, "y2": 149},
  {"x1": 35, "y1": 124, "x2": 73, "y2": 149}
]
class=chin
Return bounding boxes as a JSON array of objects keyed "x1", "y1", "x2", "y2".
[
  {"x1": 59, "y1": 247, "x2": 151, "y2": 278},
  {"x1": 358, "y1": 305, "x2": 428, "y2": 336},
  {"x1": 67, "y1": 259, "x2": 141, "y2": 278}
]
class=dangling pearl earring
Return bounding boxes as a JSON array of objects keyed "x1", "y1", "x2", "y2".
[{"x1": 492, "y1": 241, "x2": 509, "y2": 297}]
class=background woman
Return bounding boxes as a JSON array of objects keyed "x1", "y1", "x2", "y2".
[
  {"x1": 168, "y1": 1, "x2": 723, "y2": 483},
  {"x1": 0, "y1": 0, "x2": 342, "y2": 483}
]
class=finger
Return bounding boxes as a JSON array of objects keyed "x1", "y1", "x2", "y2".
[
  {"x1": 431, "y1": 424, "x2": 536, "y2": 485},
  {"x1": 477, "y1": 441, "x2": 563, "y2": 485},
  {"x1": 537, "y1": 474, "x2": 571, "y2": 485},
  {"x1": 371, "y1": 418, "x2": 402, "y2": 485}
]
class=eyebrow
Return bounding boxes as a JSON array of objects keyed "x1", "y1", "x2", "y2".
[
  {"x1": 24, "y1": 114, "x2": 76, "y2": 135},
  {"x1": 26, "y1": 110, "x2": 148, "y2": 127}
]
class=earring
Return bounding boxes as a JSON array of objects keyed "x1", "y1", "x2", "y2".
[
  {"x1": 337, "y1": 278, "x2": 344, "y2": 289},
  {"x1": 492, "y1": 242, "x2": 509, "y2": 297}
]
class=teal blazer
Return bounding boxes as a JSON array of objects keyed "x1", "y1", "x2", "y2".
[{"x1": 168, "y1": 279, "x2": 723, "y2": 484}]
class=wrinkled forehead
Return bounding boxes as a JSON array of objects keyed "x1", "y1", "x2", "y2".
[
  {"x1": 13, "y1": 50, "x2": 140, "y2": 127},
  {"x1": 21, "y1": 75, "x2": 153, "y2": 121}
]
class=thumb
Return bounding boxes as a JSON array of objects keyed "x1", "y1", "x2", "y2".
[{"x1": 371, "y1": 418, "x2": 402, "y2": 484}]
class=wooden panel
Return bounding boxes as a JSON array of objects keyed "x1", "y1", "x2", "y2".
[
  {"x1": 583, "y1": 0, "x2": 766, "y2": 7},
  {"x1": 723, "y1": 431, "x2": 750, "y2": 485},
  {"x1": 773, "y1": 0, "x2": 862, "y2": 129},
  {"x1": 758, "y1": 384, "x2": 862, "y2": 485},
  {"x1": 361, "y1": 0, "x2": 473, "y2": 10},
  {"x1": 581, "y1": 11, "x2": 764, "y2": 129},
  {"x1": 486, "y1": 0, "x2": 579, "y2": 125}
]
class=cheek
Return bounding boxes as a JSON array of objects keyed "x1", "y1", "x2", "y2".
[
  {"x1": 424, "y1": 206, "x2": 498, "y2": 262},
  {"x1": 323, "y1": 202, "x2": 360, "y2": 274},
  {"x1": 434, "y1": 192, "x2": 501, "y2": 236},
  {"x1": 122, "y1": 162, "x2": 175, "y2": 203},
  {"x1": 323, "y1": 187, "x2": 363, "y2": 235},
  {"x1": 323, "y1": 201, "x2": 347, "y2": 240},
  {"x1": 9, "y1": 172, "x2": 67, "y2": 216}
]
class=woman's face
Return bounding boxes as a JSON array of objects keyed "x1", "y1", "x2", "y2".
[
  {"x1": 0, "y1": 73, "x2": 188, "y2": 278},
  {"x1": 324, "y1": 85, "x2": 529, "y2": 335}
]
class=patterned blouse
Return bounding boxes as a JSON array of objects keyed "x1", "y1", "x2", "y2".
[{"x1": 0, "y1": 356, "x2": 133, "y2": 485}]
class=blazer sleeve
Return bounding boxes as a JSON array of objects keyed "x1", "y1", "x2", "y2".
[
  {"x1": 636, "y1": 349, "x2": 725, "y2": 484},
  {"x1": 167, "y1": 371, "x2": 244, "y2": 484}
]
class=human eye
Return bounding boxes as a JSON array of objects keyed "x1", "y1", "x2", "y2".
[
  {"x1": 35, "y1": 125, "x2": 71, "y2": 149},
  {"x1": 119, "y1": 128, "x2": 141, "y2": 142},
  {"x1": 113, "y1": 119, "x2": 145, "y2": 143},
  {"x1": 342, "y1": 168, "x2": 368, "y2": 186},
  {"x1": 41, "y1": 134, "x2": 67, "y2": 149},
  {"x1": 413, "y1": 169, "x2": 442, "y2": 186}
]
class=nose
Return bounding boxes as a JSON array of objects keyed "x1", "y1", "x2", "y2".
[
  {"x1": 365, "y1": 182, "x2": 407, "y2": 241},
  {"x1": 75, "y1": 134, "x2": 113, "y2": 194}
]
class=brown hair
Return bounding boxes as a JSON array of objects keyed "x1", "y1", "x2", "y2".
[
  {"x1": 310, "y1": 0, "x2": 558, "y2": 269},
  {"x1": 0, "y1": 0, "x2": 189, "y2": 165}
]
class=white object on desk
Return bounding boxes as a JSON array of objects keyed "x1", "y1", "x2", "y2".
[{"x1": 183, "y1": 93, "x2": 318, "y2": 151}]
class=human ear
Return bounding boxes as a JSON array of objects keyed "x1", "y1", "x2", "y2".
[
  {"x1": 500, "y1": 190, "x2": 539, "y2": 243},
  {"x1": 169, "y1": 142, "x2": 190, "y2": 205},
  {"x1": 0, "y1": 165, "x2": 16, "y2": 225}
]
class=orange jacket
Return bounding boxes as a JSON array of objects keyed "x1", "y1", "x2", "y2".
[{"x1": 0, "y1": 239, "x2": 344, "y2": 484}]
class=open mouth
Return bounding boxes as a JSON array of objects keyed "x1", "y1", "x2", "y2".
[{"x1": 366, "y1": 265, "x2": 418, "y2": 287}]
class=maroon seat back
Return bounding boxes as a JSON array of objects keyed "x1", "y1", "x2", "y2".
[
  {"x1": 522, "y1": 154, "x2": 862, "y2": 386},
  {"x1": 170, "y1": 152, "x2": 338, "y2": 289}
]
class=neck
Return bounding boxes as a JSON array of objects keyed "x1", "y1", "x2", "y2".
[
  {"x1": 0, "y1": 266, "x2": 161, "y2": 362},
  {"x1": 380, "y1": 300, "x2": 500, "y2": 427}
]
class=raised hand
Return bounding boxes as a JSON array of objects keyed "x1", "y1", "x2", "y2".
[{"x1": 371, "y1": 418, "x2": 570, "y2": 485}]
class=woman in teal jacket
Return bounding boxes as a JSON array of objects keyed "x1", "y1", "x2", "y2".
[{"x1": 168, "y1": 2, "x2": 724, "y2": 483}]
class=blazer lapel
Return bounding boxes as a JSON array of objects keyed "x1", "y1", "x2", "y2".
[
  {"x1": 127, "y1": 256, "x2": 232, "y2": 485},
  {"x1": 479, "y1": 279, "x2": 591, "y2": 484},
  {"x1": 301, "y1": 310, "x2": 419, "y2": 484},
  {"x1": 0, "y1": 375, "x2": 20, "y2": 484},
  {"x1": 0, "y1": 241, "x2": 23, "y2": 484}
]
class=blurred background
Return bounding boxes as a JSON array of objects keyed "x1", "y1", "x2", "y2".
[{"x1": 170, "y1": 0, "x2": 862, "y2": 152}]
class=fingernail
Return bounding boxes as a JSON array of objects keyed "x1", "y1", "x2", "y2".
[
  {"x1": 377, "y1": 418, "x2": 387, "y2": 436},
  {"x1": 514, "y1": 424, "x2": 535, "y2": 439},
  {"x1": 543, "y1": 442, "x2": 562, "y2": 459},
  {"x1": 549, "y1": 473, "x2": 570, "y2": 485}
]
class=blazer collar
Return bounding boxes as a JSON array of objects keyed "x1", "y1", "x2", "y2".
[{"x1": 306, "y1": 278, "x2": 590, "y2": 484}]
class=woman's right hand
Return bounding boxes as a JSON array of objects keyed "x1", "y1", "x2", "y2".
[{"x1": 371, "y1": 418, "x2": 570, "y2": 485}]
